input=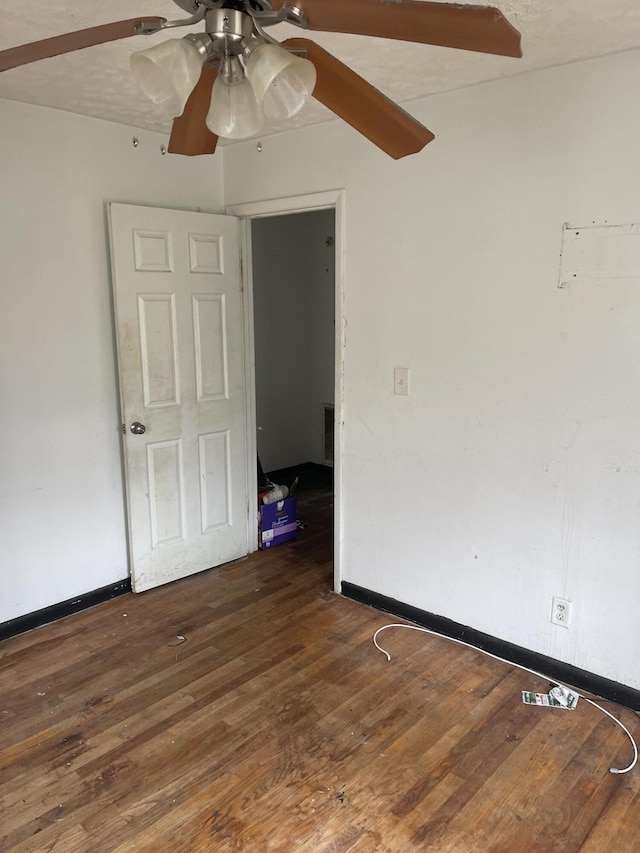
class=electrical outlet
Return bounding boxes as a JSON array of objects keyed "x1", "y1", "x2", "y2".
[{"x1": 551, "y1": 596, "x2": 572, "y2": 628}]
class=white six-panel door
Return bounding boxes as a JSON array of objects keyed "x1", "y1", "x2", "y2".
[{"x1": 108, "y1": 203, "x2": 248, "y2": 592}]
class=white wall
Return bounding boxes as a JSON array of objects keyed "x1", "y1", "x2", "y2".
[
  {"x1": 0, "y1": 99, "x2": 224, "y2": 623},
  {"x1": 252, "y1": 210, "x2": 335, "y2": 472},
  {"x1": 306, "y1": 211, "x2": 336, "y2": 466},
  {"x1": 224, "y1": 48, "x2": 640, "y2": 689}
]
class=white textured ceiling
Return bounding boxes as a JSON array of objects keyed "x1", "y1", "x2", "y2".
[{"x1": 1, "y1": 1, "x2": 640, "y2": 140}]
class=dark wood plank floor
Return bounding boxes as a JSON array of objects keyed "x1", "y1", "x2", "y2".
[{"x1": 2, "y1": 483, "x2": 640, "y2": 852}]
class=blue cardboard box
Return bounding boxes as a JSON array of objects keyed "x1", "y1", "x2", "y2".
[{"x1": 259, "y1": 497, "x2": 297, "y2": 549}]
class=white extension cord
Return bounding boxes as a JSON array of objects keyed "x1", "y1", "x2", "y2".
[{"x1": 373, "y1": 623, "x2": 638, "y2": 775}]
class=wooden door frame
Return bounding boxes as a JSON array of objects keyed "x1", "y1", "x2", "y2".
[{"x1": 227, "y1": 190, "x2": 345, "y2": 593}]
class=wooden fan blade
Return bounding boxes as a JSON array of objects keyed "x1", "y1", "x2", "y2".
[
  {"x1": 0, "y1": 18, "x2": 167, "y2": 72},
  {"x1": 283, "y1": 38, "x2": 434, "y2": 159},
  {"x1": 274, "y1": 1, "x2": 522, "y2": 58},
  {"x1": 168, "y1": 66, "x2": 218, "y2": 156}
]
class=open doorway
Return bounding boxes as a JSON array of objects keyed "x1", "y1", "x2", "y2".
[
  {"x1": 228, "y1": 190, "x2": 344, "y2": 591},
  {"x1": 252, "y1": 209, "x2": 335, "y2": 570}
]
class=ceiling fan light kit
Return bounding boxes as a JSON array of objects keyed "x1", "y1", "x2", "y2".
[
  {"x1": 130, "y1": 37, "x2": 206, "y2": 117},
  {"x1": 245, "y1": 43, "x2": 317, "y2": 122},
  {"x1": 207, "y1": 55, "x2": 264, "y2": 138},
  {"x1": 0, "y1": 0, "x2": 522, "y2": 158}
]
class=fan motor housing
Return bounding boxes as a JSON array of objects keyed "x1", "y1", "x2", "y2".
[{"x1": 205, "y1": 8, "x2": 254, "y2": 46}]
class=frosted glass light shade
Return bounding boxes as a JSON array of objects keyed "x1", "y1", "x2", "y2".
[
  {"x1": 246, "y1": 43, "x2": 316, "y2": 121},
  {"x1": 206, "y1": 76, "x2": 264, "y2": 139},
  {"x1": 130, "y1": 38, "x2": 204, "y2": 118}
]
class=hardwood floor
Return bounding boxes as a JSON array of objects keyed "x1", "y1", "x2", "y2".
[{"x1": 2, "y1": 484, "x2": 640, "y2": 851}]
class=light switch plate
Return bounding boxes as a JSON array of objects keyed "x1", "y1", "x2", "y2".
[{"x1": 394, "y1": 367, "x2": 410, "y2": 396}]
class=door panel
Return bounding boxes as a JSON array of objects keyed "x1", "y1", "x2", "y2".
[{"x1": 109, "y1": 203, "x2": 248, "y2": 592}]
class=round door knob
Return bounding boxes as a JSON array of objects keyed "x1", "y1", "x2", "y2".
[{"x1": 130, "y1": 422, "x2": 146, "y2": 435}]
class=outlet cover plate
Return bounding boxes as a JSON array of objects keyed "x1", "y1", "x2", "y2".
[{"x1": 551, "y1": 596, "x2": 572, "y2": 628}]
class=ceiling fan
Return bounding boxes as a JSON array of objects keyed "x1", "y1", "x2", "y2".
[{"x1": 0, "y1": 1, "x2": 522, "y2": 159}]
